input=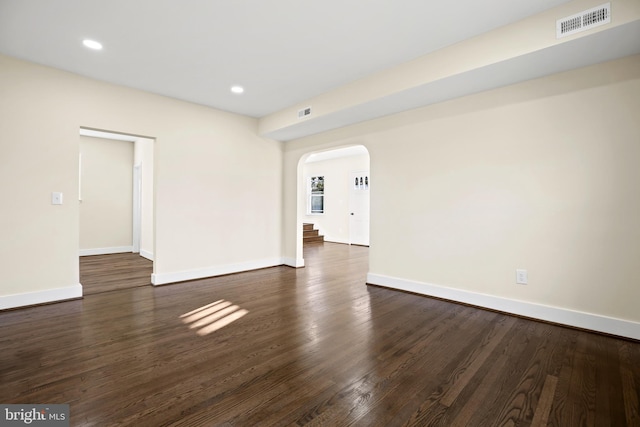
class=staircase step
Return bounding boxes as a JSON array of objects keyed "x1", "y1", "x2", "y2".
[
  {"x1": 302, "y1": 223, "x2": 324, "y2": 243},
  {"x1": 304, "y1": 235, "x2": 324, "y2": 243}
]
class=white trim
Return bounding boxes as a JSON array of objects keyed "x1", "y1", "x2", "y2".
[
  {"x1": 0, "y1": 284, "x2": 83, "y2": 310},
  {"x1": 151, "y1": 257, "x2": 286, "y2": 286},
  {"x1": 367, "y1": 273, "x2": 640, "y2": 341},
  {"x1": 79, "y1": 127, "x2": 140, "y2": 142},
  {"x1": 78, "y1": 153, "x2": 82, "y2": 201},
  {"x1": 132, "y1": 163, "x2": 142, "y2": 253},
  {"x1": 283, "y1": 257, "x2": 305, "y2": 268},
  {"x1": 140, "y1": 250, "x2": 154, "y2": 261},
  {"x1": 79, "y1": 246, "x2": 133, "y2": 256},
  {"x1": 324, "y1": 237, "x2": 350, "y2": 245}
]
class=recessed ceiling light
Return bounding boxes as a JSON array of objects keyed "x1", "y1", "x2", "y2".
[
  {"x1": 82, "y1": 39, "x2": 103, "y2": 50},
  {"x1": 230, "y1": 86, "x2": 244, "y2": 94}
]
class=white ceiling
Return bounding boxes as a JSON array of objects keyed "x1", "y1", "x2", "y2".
[{"x1": 0, "y1": 0, "x2": 572, "y2": 119}]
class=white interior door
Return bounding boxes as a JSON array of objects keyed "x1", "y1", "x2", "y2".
[{"x1": 349, "y1": 171, "x2": 370, "y2": 246}]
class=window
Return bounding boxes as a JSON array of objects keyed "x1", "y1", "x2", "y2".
[{"x1": 309, "y1": 176, "x2": 324, "y2": 214}]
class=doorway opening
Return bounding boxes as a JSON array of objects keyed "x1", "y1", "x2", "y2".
[
  {"x1": 298, "y1": 145, "x2": 370, "y2": 265},
  {"x1": 78, "y1": 127, "x2": 155, "y2": 295}
]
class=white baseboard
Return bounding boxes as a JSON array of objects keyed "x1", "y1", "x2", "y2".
[
  {"x1": 322, "y1": 237, "x2": 368, "y2": 246},
  {"x1": 367, "y1": 273, "x2": 640, "y2": 341},
  {"x1": 0, "y1": 284, "x2": 83, "y2": 310},
  {"x1": 140, "y1": 250, "x2": 154, "y2": 261},
  {"x1": 324, "y1": 237, "x2": 350, "y2": 245},
  {"x1": 151, "y1": 257, "x2": 286, "y2": 286},
  {"x1": 79, "y1": 246, "x2": 133, "y2": 256},
  {"x1": 283, "y1": 257, "x2": 305, "y2": 268}
]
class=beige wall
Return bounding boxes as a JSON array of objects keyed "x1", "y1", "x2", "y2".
[
  {"x1": 80, "y1": 136, "x2": 134, "y2": 252},
  {"x1": 283, "y1": 55, "x2": 640, "y2": 333},
  {"x1": 1, "y1": 49, "x2": 638, "y2": 336},
  {"x1": 302, "y1": 152, "x2": 369, "y2": 244},
  {"x1": 0, "y1": 53, "x2": 282, "y2": 305}
]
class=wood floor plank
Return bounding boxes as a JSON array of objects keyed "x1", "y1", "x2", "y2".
[
  {"x1": 440, "y1": 315, "x2": 516, "y2": 407},
  {"x1": 469, "y1": 320, "x2": 561, "y2": 426},
  {"x1": 446, "y1": 322, "x2": 535, "y2": 427},
  {"x1": 353, "y1": 309, "x2": 506, "y2": 426},
  {"x1": 402, "y1": 316, "x2": 528, "y2": 427},
  {"x1": 1, "y1": 242, "x2": 638, "y2": 426},
  {"x1": 592, "y1": 335, "x2": 627, "y2": 427},
  {"x1": 531, "y1": 374, "x2": 559, "y2": 427},
  {"x1": 619, "y1": 342, "x2": 640, "y2": 426}
]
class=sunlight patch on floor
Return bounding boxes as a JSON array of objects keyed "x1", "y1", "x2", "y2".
[{"x1": 180, "y1": 299, "x2": 249, "y2": 336}]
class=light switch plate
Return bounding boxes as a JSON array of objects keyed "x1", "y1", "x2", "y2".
[{"x1": 52, "y1": 192, "x2": 63, "y2": 205}]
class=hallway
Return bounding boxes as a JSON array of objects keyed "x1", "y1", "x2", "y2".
[{"x1": 80, "y1": 253, "x2": 153, "y2": 295}]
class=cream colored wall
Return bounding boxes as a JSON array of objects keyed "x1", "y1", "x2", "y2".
[
  {"x1": 134, "y1": 137, "x2": 154, "y2": 259},
  {"x1": 79, "y1": 136, "x2": 134, "y2": 251},
  {"x1": 0, "y1": 54, "x2": 282, "y2": 304},
  {"x1": 302, "y1": 153, "x2": 369, "y2": 244},
  {"x1": 283, "y1": 55, "x2": 640, "y2": 328},
  {"x1": 0, "y1": 58, "x2": 80, "y2": 299}
]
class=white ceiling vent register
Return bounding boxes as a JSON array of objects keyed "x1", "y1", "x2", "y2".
[
  {"x1": 557, "y1": 3, "x2": 610, "y2": 38},
  {"x1": 298, "y1": 106, "x2": 312, "y2": 119}
]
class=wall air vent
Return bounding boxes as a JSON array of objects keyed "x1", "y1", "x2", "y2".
[
  {"x1": 298, "y1": 106, "x2": 312, "y2": 119},
  {"x1": 557, "y1": 3, "x2": 610, "y2": 38}
]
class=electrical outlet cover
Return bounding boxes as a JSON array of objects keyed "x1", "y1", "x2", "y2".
[{"x1": 516, "y1": 269, "x2": 527, "y2": 285}]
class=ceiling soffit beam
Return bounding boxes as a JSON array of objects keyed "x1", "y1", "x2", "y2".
[{"x1": 259, "y1": 0, "x2": 640, "y2": 142}]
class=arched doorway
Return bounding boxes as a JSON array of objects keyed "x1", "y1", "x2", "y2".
[{"x1": 297, "y1": 145, "x2": 370, "y2": 263}]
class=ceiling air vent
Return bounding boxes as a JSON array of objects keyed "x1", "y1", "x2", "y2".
[
  {"x1": 298, "y1": 106, "x2": 312, "y2": 119},
  {"x1": 557, "y1": 2, "x2": 610, "y2": 38}
]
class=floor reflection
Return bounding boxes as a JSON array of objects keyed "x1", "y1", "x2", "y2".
[{"x1": 180, "y1": 300, "x2": 249, "y2": 336}]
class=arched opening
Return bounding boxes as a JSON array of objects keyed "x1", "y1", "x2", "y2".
[{"x1": 296, "y1": 145, "x2": 370, "y2": 266}]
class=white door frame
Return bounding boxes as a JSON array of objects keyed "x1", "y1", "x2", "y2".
[{"x1": 132, "y1": 163, "x2": 142, "y2": 253}]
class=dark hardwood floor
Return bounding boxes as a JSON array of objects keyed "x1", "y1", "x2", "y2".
[
  {"x1": 1, "y1": 243, "x2": 639, "y2": 426},
  {"x1": 80, "y1": 253, "x2": 153, "y2": 295}
]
